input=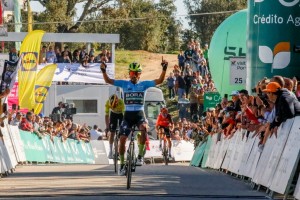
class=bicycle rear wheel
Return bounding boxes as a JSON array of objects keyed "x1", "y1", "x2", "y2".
[
  {"x1": 126, "y1": 142, "x2": 134, "y2": 189},
  {"x1": 113, "y1": 133, "x2": 119, "y2": 173}
]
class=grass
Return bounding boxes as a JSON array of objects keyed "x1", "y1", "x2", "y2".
[{"x1": 115, "y1": 50, "x2": 151, "y2": 77}]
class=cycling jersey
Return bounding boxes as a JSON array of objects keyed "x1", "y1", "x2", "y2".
[
  {"x1": 156, "y1": 113, "x2": 173, "y2": 127},
  {"x1": 105, "y1": 98, "x2": 125, "y2": 115},
  {"x1": 114, "y1": 80, "x2": 155, "y2": 111}
]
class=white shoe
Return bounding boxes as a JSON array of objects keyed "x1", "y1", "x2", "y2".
[
  {"x1": 108, "y1": 151, "x2": 113, "y2": 159},
  {"x1": 118, "y1": 165, "x2": 126, "y2": 176},
  {"x1": 136, "y1": 157, "x2": 144, "y2": 166}
]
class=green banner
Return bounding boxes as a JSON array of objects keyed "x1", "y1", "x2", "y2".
[
  {"x1": 19, "y1": 130, "x2": 95, "y2": 164},
  {"x1": 203, "y1": 92, "x2": 221, "y2": 112},
  {"x1": 41, "y1": 135, "x2": 54, "y2": 162},
  {"x1": 19, "y1": 130, "x2": 47, "y2": 162},
  {"x1": 201, "y1": 136, "x2": 212, "y2": 168},
  {"x1": 248, "y1": 0, "x2": 300, "y2": 89},
  {"x1": 209, "y1": 10, "x2": 247, "y2": 97},
  {"x1": 190, "y1": 141, "x2": 207, "y2": 167}
]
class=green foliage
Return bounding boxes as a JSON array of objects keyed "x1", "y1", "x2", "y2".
[
  {"x1": 25, "y1": 0, "x2": 181, "y2": 53},
  {"x1": 183, "y1": 0, "x2": 247, "y2": 45}
]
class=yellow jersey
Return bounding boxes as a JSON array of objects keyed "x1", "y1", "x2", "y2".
[{"x1": 105, "y1": 98, "x2": 125, "y2": 115}]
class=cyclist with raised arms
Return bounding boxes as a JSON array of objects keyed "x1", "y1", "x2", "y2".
[
  {"x1": 105, "y1": 94, "x2": 125, "y2": 159},
  {"x1": 101, "y1": 59, "x2": 168, "y2": 175},
  {"x1": 156, "y1": 107, "x2": 174, "y2": 158}
]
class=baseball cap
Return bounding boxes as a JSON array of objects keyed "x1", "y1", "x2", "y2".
[
  {"x1": 230, "y1": 90, "x2": 239, "y2": 96},
  {"x1": 262, "y1": 82, "x2": 281, "y2": 93}
]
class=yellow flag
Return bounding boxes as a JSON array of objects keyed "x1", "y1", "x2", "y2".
[
  {"x1": 34, "y1": 64, "x2": 57, "y2": 115},
  {"x1": 18, "y1": 30, "x2": 45, "y2": 110}
]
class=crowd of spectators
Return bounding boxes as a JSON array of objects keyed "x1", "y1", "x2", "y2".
[
  {"x1": 7, "y1": 109, "x2": 104, "y2": 143},
  {"x1": 41, "y1": 45, "x2": 112, "y2": 65},
  {"x1": 163, "y1": 40, "x2": 300, "y2": 152}
]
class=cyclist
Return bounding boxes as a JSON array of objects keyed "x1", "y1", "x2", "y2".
[
  {"x1": 105, "y1": 94, "x2": 125, "y2": 159},
  {"x1": 155, "y1": 107, "x2": 174, "y2": 158},
  {"x1": 100, "y1": 60, "x2": 168, "y2": 175}
]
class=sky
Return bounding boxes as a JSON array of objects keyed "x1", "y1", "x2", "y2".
[{"x1": 31, "y1": 0, "x2": 189, "y2": 29}]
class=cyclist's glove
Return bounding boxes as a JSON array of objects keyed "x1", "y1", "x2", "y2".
[
  {"x1": 161, "y1": 61, "x2": 168, "y2": 71},
  {"x1": 100, "y1": 62, "x2": 107, "y2": 73}
]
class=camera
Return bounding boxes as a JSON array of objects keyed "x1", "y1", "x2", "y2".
[
  {"x1": 294, "y1": 45, "x2": 300, "y2": 53},
  {"x1": 62, "y1": 103, "x2": 77, "y2": 120}
]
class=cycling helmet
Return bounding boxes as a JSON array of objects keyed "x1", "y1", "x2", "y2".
[
  {"x1": 161, "y1": 107, "x2": 168, "y2": 114},
  {"x1": 109, "y1": 94, "x2": 118, "y2": 107},
  {"x1": 128, "y1": 62, "x2": 142, "y2": 72}
]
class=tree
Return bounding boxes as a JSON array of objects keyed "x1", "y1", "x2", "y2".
[
  {"x1": 32, "y1": 0, "x2": 112, "y2": 33},
  {"x1": 183, "y1": 0, "x2": 247, "y2": 45}
]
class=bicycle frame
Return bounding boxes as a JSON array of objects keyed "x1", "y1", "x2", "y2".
[{"x1": 126, "y1": 125, "x2": 138, "y2": 189}]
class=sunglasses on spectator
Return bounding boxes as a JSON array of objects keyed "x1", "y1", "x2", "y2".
[{"x1": 129, "y1": 71, "x2": 141, "y2": 76}]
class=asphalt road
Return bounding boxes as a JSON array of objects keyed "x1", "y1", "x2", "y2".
[{"x1": 0, "y1": 163, "x2": 270, "y2": 200}]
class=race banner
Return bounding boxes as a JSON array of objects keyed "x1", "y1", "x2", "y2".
[
  {"x1": 247, "y1": 0, "x2": 300, "y2": 89},
  {"x1": 37, "y1": 62, "x2": 115, "y2": 84},
  {"x1": 34, "y1": 64, "x2": 57, "y2": 115},
  {"x1": 18, "y1": 30, "x2": 45, "y2": 110}
]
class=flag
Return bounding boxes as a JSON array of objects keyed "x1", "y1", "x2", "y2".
[
  {"x1": 18, "y1": 30, "x2": 45, "y2": 110},
  {"x1": 34, "y1": 64, "x2": 57, "y2": 115},
  {"x1": 14, "y1": 0, "x2": 22, "y2": 50},
  {"x1": 27, "y1": 0, "x2": 33, "y2": 32}
]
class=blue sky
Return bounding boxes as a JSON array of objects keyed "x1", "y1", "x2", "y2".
[{"x1": 31, "y1": 0, "x2": 189, "y2": 29}]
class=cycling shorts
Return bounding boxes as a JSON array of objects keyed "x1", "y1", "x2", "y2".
[
  {"x1": 120, "y1": 111, "x2": 147, "y2": 137},
  {"x1": 109, "y1": 112, "x2": 123, "y2": 132},
  {"x1": 157, "y1": 126, "x2": 171, "y2": 138}
]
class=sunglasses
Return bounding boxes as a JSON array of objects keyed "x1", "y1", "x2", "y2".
[{"x1": 129, "y1": 71, "x2": 141, "y2": 76}]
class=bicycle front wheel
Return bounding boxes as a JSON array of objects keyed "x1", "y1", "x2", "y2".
[
  {"x1": 163, "y1": 145, "x2": 169, "y2": 166},
  {"x1": 113, "y1": 134, "x2": 119, "y2": 173},
  {"x1": 126, "y1": 142, "x2": 134, "y2": 189}
]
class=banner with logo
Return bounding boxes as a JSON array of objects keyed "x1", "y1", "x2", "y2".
[
  {"x1": 37, "y1": 62, "x2": 115, "y2": 84},
  {"x1": 209, "y1": 9, "x2": 247, "y2": 97},
  {"x1": 18, "y1": 30, "x2": 45, "y2": 110},
  {"x1": 203, "y1": 92, "x2": 221, "y2": 112},
  {"x1": 229, "y1": 57, "x2": 246, "y2": 85},
  {"x1": 34, "y1": 64, "x2": 57, "y2": 115},
  {"x1": 247, "y1": 0, "x2": 300, "y2": 90}
]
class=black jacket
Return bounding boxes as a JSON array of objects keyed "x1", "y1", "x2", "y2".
[{"x1": 271, "y1": 89, "x2": 300, "y2": 129}]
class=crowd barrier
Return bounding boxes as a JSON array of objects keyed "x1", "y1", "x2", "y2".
[
  {"x1": 0, "y1": 119, "x2": 96, "y2": 176},
  {"x1": 97, "y1": 140, "x2": 194, "y2": 164},
  {"x1": 190, "y1": 116, "x2": 300, "y2": 199},
  {"x1": 0, "y1": 119, "x2": 195, "y2": 176}
]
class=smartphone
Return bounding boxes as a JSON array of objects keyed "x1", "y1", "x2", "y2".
[
  {"x1": 3, "y1": 103, "x2": 7, "y2": 112},
  {"x1": 12, "y1": 104, "x2": 17, "y2": 110}
]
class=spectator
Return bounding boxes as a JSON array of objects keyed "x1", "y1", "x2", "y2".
[
  {"x1": 178, "y1": 93, "x2": 190, "y2": 120},
  {"x1": 46, "y1": 46, "x2": 57, "y2": 63},
  {"x1": 178, "y1": 50, "x2": 185, "y2": 72},
  {"x1": 263, "y1": 82, "x2": 300, "y2": 135},
  {"x1": 167, "y1": 72, "x2": 176, "y2": 100},
  {"x1": 39, "y1": 45, "x2": 47, "y2": 64},
  {"x1": 20, "y1": 111, "x2": 34, "y2": 132},
  {"x1": 174, "y1": 70, "x2": 186, "y2": 98},
  {"x1": 55, "y1": 47, "x2": 63, "y2": 63},
  {"x1": 230, "y1": 90, "x2": 241, "y2": 112},
  {"x1": 10, "y1": 112, "x2": 22, "y2": 126},
  {"x1": 9, "y1": 47, "x2": 18, "y2": 62},
  {"x1": 89, "y1": 125, "x2": 103, "y2": 140},
  {"x1": 61, "y1": 46, "x2": 72, "y2": 61}
]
